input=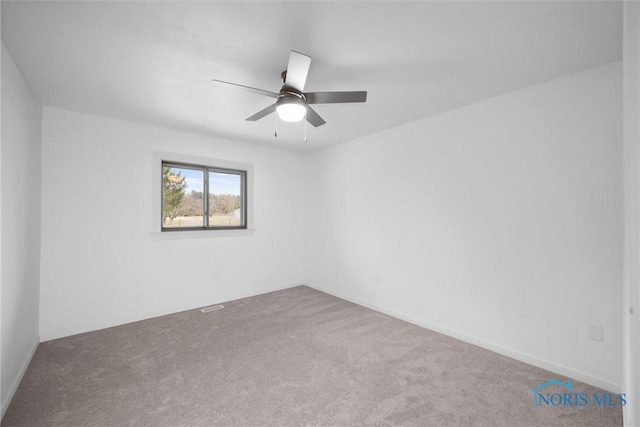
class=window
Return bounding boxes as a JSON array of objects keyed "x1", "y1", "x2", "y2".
[{"x1": 162, "y1": 161, "x2": 247, "y2": 231}]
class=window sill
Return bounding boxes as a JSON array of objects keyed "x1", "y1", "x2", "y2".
[{"x1": 151, "y1": 228, "x2": 255, "y2": 240}]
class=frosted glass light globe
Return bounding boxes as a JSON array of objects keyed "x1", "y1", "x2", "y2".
[{"x1": 276, "y1": 97, "x2": 306, "y2": 122}]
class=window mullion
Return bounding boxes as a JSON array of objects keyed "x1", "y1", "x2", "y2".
[{"x1": 203, "y1": 167, "x2": 209, "y2": 228}]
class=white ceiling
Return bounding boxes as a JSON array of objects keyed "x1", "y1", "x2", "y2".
[{"x1": 1, "y1": 1, "x2": 622, "y2": 153}]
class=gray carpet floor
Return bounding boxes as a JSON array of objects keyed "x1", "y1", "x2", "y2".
[{"x1": 2, "y1": 286, "x2": 622, "y2": 426}]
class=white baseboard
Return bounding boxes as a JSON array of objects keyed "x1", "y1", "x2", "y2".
[
  {"x1": 41, "y1": 283, "x2": 308, "y2": 342},
  {"x1": 305, "y1": 283, "x2": 621, "y2": 393},
  {"x1": 1, "y1": 336, "x2": 40, "y2": 419}
]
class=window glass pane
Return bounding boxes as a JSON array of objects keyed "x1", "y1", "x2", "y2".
[
  {"x1": 162, "y1": 166, "x2": 204, "y2": 228},
  {"x1": 209, "y1": 171, "x2": 243, "y2": 227}
]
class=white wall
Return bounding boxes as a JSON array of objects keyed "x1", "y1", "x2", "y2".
[
  {"x1": 304, "y1": 62, "x2": 623, "y2": 391},
  {"x1": 623, "y1": 2, "x2": 640, "y2": 425},
  {"x1": 1, "y1": 43, "x2": 42, "y2": 416},
  {"x1": 39, "y1": 107, "x2": 304, "y2": 340}
]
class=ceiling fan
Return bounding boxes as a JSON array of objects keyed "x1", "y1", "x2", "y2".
[{"x1": 210, "y1": 50, "x2": 367, "y2": 128}]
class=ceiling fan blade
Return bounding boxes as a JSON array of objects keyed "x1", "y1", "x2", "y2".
[
  {"x1": 210, "y1": 79, "x2": 279, "y2": 98},
  {"x1": 305, "y1": 105, "x2": 326, "y2": 127},
  {"x1": 283, "y1": 51, "x2": 312, "y2": 92},
  {"x1": 304, "y1": 91, "x2": 367, "y2": 104},
  {"x1": 246, "y1": 103, "x2": 277, "y2": 121}
]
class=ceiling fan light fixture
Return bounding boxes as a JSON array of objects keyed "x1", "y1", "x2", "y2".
[
  {"x1": 276, "y1": 96, "x2": 306, "y2": 122},
  {"x1": 212, "y1": 51, "x2": 366, "y2": 130}
]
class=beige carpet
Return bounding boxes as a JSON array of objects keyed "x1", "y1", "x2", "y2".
[{"x1": 2, "y1": 286, "x2": 622, "y2": 426}]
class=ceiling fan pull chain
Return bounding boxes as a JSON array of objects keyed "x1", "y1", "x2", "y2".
[
  {"x1": 274, "y1": 111, "x2": 278, "y2": 137},
  {"x1": 304, "y1": 113, "x2": 308, "y2": 144}
]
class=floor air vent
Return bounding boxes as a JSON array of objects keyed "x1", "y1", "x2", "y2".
[{"x1": 200, "y1": 304, "x2": 224, "y2": 313}]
